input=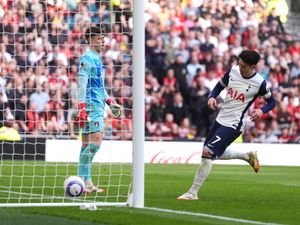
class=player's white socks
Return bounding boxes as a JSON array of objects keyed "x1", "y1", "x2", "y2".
[
  {"x1": 219, "y1": 148, "x2": 249, "y2": 161},
  {"x1": 188, "y1": 158, "x2": 213, "y2": 196}
]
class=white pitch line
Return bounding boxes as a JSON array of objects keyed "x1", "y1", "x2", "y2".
[
  {"x1": 145, "y1": 207, "x2": 286, "y2": 225},
  {"x1": 283, "y1": 184, "x2": 300, "y2": 187},
  {"x1": 0, "y1": 190, "x2": 93, "y2": 202}
]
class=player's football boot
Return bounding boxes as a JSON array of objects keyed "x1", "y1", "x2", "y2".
[
  {"x1": 83, "y1": 186, "x2": 105, "y2": 194},
  {"x1": 247, "y1": 151, "x2": 260, "y2": 173},
  {"x1": 177, "y1": 192, "x2": 198, "y2": 200}
]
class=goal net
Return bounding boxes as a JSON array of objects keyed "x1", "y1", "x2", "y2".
[{"x1": 0, "y1": 0, "x2": 142, "y2": 207}]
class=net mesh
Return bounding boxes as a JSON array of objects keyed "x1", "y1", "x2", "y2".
[{"x1": 0, "y1": 0, "x2": 133, "y2": 205}]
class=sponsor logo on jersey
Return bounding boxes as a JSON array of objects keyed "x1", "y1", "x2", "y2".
[
  {"x1": 228, "y1": 87, "x2": 245, "y2": 103},
  {"x1": 246, "y1": 85, "x2": 252, "y2": 92}
]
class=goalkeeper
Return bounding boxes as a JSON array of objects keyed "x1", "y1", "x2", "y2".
[{"x1": 75, "y1": 25, "x2": 121, "y2": 194}]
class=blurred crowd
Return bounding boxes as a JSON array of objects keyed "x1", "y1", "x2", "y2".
[
  {"x1": 144, "y1": 0, "x2": 299, "y2": 143},
  {"x1": 0, "y1": 0, "x2": 299, "y2": 143},
  {"x1": 0, "y1": 0, "x2": 133, "y2": 140}
]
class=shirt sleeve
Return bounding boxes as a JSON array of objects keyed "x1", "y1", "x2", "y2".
[
  {"x1": 258, "y1": 80, "x2": 271, "y2": 99},
  {"x1": 258, "y1": 80, "x2": 276, "y2": 113},
  {"x1": 208, "y1": 68, "x2": 231, "y2": 99},
  {"x1": 78, "y1": 57, "x2": 91, "y2": 103}
]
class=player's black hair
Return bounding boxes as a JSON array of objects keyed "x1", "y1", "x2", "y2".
[
  {"x1": 238, "y1": 50, "x2": 261, "y2": 66},
  {"x1": 85, "y1": 25, "x2": 106, "y2": 43}
]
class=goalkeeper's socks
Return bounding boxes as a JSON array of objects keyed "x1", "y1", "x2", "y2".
[
  {"x1": 189, "y1": 158, "x2": 212, "y2": 196},
  {"x1": 78, "y1": 144, "x2": 100, "y2": 180},
  {"x1": 86, "y1": 144, "x2": 100, "y2": 180},
  {"x1": 78, "y1": 146, "x2": 87, "y2": 178},
  {"x1": 219, "y1": 148, "x2": 249, "y2": 161}
]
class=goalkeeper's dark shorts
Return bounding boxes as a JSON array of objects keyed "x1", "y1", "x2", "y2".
[{"x1": 203, "y1": 121, "x2": 242, "y2": 159}]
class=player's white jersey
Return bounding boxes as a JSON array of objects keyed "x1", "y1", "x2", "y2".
[{"x1": 216, "y1": 65, "x2": 271, "y2": 131}]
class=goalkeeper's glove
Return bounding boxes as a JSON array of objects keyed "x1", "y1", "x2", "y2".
[
  {"x1": 75, "y1": 102, "x2": 89, "y2": 128},
  {"x1": 106, "y1": 98, "x2": 121, "y2": 119}
]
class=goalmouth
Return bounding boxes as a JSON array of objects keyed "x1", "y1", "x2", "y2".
[{"x1": 0, "y1": 0, "x2": 144, "y2": 208}]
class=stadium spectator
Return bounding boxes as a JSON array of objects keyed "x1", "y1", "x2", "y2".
[
  {"x1": 0, "y1": 114, "x2": 21, "y2": 141},
  {"x1": 162, "y1": 113, "x2": 178, "y2": 138},
  {"x1": 177, "y1": 117, "x2": 191, "y2": 139},
  {"x1": 165, "y1": 91, "x2": 188, "y2": 125},
  {"x1": 169, "y1": 53, "x2": 189, "y2": 99},
  {"x1": 150, "y1": 123, "x2": 164, "y2": 142},
  {"x1": 290, "y1": 58, "x2": 300, "y2": 79},
  {"x1": 186, "y1": 51, "x2": 205, "y2": 85},
  {"x1": 277, "y1": 102, "x2": 292, "y2": 130},
  {"x1": 15, "y1": 94, "x2": 29, "y2": 133},
  {"x1": 163, "y1": 68, "x2": 177, "y2": 90},
  {"x1": 259, "y1": 120, "x2": 281, "y2": 143},
  {"x1": 0, "y1": 91, "x2": 9, "y2": 127},
  {"x1": 26, "y1": 102, "x2": 39, "y2": 134},
  {"x1": 189, "y1": 76, "x2": 210, "y2": 137},
  {"x1": 29, "y1": 84, "x2": 50, "y2": 114}
]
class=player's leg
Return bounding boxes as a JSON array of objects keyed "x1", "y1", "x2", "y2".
[
  {"x1": 78, "y1": 117, "x2": 105, "y2": 193},
  {"x1": 78, "y1": 134, "x2": 90, "y2": 181},
  {"x1": 78, "y1": 135, "x2": 88, "y2": 180},
  {"x1": 219, "y1": 148, "x2": 259, "y2": 172},
  {"x1": 84, "y1": 132, "x2": 104, "y2": 193},
  {"x1": 177, "y1": 122, "x2": 221, "y2": 200},
  {"x1": 218, "y1": 147, "x2": 248, "y2": 160},
  {"x1": 177, "y1": 122, "x2": 244, "y2": 200},
  {"x1": 177, "y1": 150, "x2": 213, "y2": 200},
  {"x1": 78, "y1": 133, "x2": 103, "y2": 191}
]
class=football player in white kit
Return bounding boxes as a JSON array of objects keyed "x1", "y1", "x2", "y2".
[{"x1": 177, "y1": 50, "x2": 276, "y2": 200}]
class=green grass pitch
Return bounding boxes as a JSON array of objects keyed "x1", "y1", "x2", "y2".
[{"x1": 0, "y1": 163, "x2": 299, "y2": 225}]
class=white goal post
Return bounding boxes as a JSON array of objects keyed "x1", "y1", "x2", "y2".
[
  {"x1": 132, "y1": 0, "x2": 145, "y2": 208},
  {"x1": 0, "y1": 0, "x2": 144, "y2": 208}
]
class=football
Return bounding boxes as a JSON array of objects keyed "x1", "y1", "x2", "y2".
[{"x1": 64, "y1": 176, "x2": 85, "y2": 197}]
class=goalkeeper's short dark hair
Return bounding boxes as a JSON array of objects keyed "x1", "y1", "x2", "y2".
[
  {"x1": 85, "y1": 25, "x2": 106, "y2": 43},
  {"x1": 238, "y1": 50, "x2": 261, "y2": 66}
]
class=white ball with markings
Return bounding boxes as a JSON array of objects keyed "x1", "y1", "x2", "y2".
[{"x1": 64, "y1": 176, "x2": 85, "y2": 197}]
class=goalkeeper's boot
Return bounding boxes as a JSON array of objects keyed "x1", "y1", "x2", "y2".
[
  {"x1": 247, "y1": 151, "x2": 260, "y2": 173},
  {"x1": 177, "y1": 191, "x2": 198, "y2": 200},
  {"x1": 83, "y1": 186, "x2": 105, "y2": 194}
]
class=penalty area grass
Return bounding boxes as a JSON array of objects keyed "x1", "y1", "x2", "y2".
[{"x1": 0, "y1": 164, "x2": 299, "y2": 225}]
